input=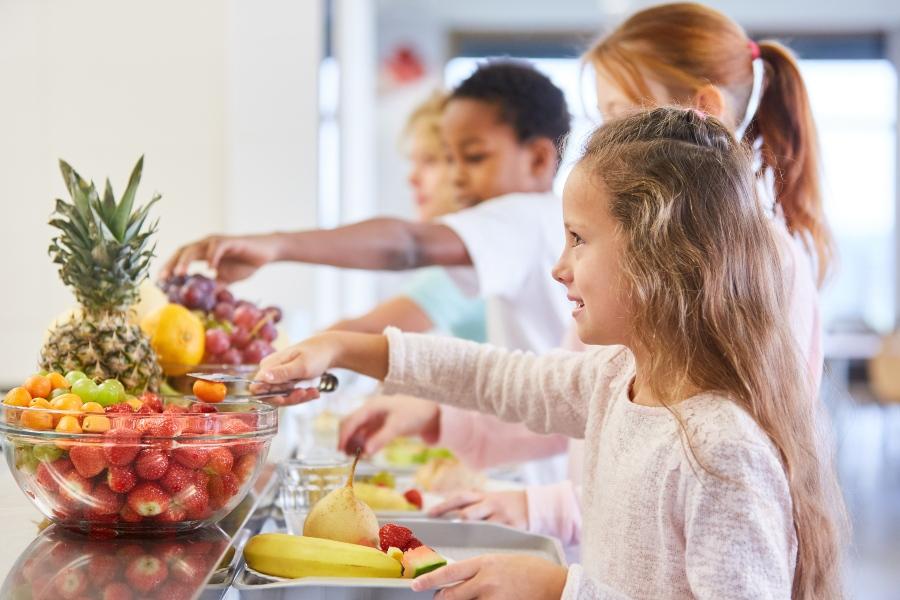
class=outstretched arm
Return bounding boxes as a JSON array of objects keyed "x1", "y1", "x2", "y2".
[
  {"x1": 161, "y1": 218, "x2": 471, "y2": 283},
  {"x1": 326, "y1": 296, "x2": 434, "y2": 335}
]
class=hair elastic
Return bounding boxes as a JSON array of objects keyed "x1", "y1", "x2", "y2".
[
  {"x1": 748, "y1": 40, "x2": 761, "y2": 60},
  {"x1": 735, "y1": 43, "x2": 764, "y2": 139}
]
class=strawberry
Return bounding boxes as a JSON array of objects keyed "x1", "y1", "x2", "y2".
[
  {"x1": 58, "y1": 471, "x2": 92, "y2": 506},
  {"x1": 105, "y1": 403, "x2": 134, "y2": 414},
  {"x1": 205, "y1": 447, "x2": 233, "y2": 475},
  {"x1": 83, "y1": 483, "x2": 123, "y2": 518},
  {"x1": 102, "y1": 582, "x2": 133, "y2": 600},
  {"x1": 69, "y1": 444, "x2": 107, "y2": 478},
  {"x1": 103, "y1": 429, "x2": 140, "y2": 466},
  {"x1": 403, "y1": 489, "x2": 423, "y2": 510},
  {"x1": 91, "y1": 553, "x2": 119, "y2": 586},
  {"x1": 221, "y1": 418, "x2": 259, "y2": 457},
  {"x1": 172, "y1": 445, "x2": 209, "y2": 469},
  {"x1": 161, "y1": 462, "x2": 195, "y2": 494},
  {"x1": 233, "y1": 453, "x2": 257, "y2": 484},
  {"x1": 140, "y1": 391, "x2": 163, "y2": 413},
  {"x1": 378, "y1": 523, "x2": 415, "y2": 553},
  {"x1": 156, "y1": 581, "x2": 194, "y2": 600},
  {"x1": 179, "y1": 483, "x2": 210, "y2": 520},
  {"x1": 53, "y1": 566, "x2": 88, "y2": 599},
  {"x1": 156, "y1": 504, "x2": 188, "y2": 523},
  {"x1": 124, "y1": 554, "x2": 168, "y2": 593},
  {"x1": 127, "y1": 482, "x2": 170, "y2": 516},
  {"x1": 134, "y1": 449, "x2": 169, "y2": 480},
  {"x1": 406, "y1": 537, "x2": 423, "y2": 550},
  {"x1": 170, "y1": 553, "x2": 207, "y2": 584},
  {"x1": 107, "y1": 465, "x2": 137, "y2": 493},
  {"x1": 163, "y1": 403, "x2": 188, "y2": 414},
  {"x1": 119, "y1": 505, "x2": 143, "y2": 523},
  {"x1": 190, "y1": 402, "x2": 217, "y2": 413},
  {"x1": 35, "y1": 460, "x2": 66, "y2": 493},
  {"x1": 208, "y1": 473, "x2": 238, "y2": 510}
]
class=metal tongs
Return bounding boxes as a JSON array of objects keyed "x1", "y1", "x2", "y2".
[{"x1": 187, "y1": 371, "x2": 339, "y2": 394}]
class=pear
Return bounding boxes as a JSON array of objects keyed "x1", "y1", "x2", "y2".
[{"x1": 303, "y1": 451, "x2": 380, "y2": 547}]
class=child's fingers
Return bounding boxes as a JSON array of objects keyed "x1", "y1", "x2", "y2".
[
  {"x1": 337, "y1": 407, "x2": 379, "y2": 453},
  {"x1": 426, "y1": 492, "x2": 484, "y2": 517},
  {"x1": 459, "y1": 500, "x2": 495, "y2": 522},
  {"x1": 362, "y1": 419, "x2": 404, "y2": 456},
  {"x1": 410, "y1": 557, "x2": 481, "y2": 592}
]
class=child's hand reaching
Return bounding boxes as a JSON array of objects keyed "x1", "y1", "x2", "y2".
[
  {"x1": 251, "y1": 332, "x2": 390, "y2": 404},
  {"x1": 338, "y1": 395, "x2": 441, "y2": 455},
  {"x1": 427, "y1": 490, "x2": 529, "y2": 530},
  {"x1": 411, "y1": 554, "x2": 567, "y2": 599}
]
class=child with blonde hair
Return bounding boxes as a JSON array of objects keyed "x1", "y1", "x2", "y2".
[{"x1": 258, "y1": 108, "x2": 845, "y2": 599}]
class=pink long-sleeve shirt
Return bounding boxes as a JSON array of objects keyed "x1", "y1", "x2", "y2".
[
  {"x1": 383, "y1": 329, "x2": 797, "y2": 599},
  {"x1": 430, "y1": 216, "x2": 820, "y2": 546}
]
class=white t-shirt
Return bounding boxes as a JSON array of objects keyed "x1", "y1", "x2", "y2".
[{"x1": 440, "y1": 192, "x2": 569, "y2": 354}]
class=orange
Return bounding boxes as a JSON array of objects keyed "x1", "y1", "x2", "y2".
[
  {"x1": 4, "y1": 387, "x2": 32, "y2": 407},
  {"x1": 81, "y1": 402, "x2": 105, "y2": 414},
  {"x1": 55, "y1": 415, "x2": 82, "y2": 434},
  {"x1": 82, "y1": 414, "x2": 111, "y2": 433},
  {"x1": 193, "y1": 380, "x2": 227, "y2": 403},
  {"x1": 24, "y1": 375, "x2": 52, "y2": 400},
  {"x1": 22, "y1": 400, "x2": 53, "y2": 430},
  {"x1": 50, "y1": 393, "x2": 83, "y2": 412},
  {"x1": 47, "y1": 372, "x2": 70, "y2": 390},
  {"x1": 141, "y1": 303, "x2": 205, "y2": 375}
]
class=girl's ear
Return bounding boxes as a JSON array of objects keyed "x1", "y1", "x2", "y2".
[
  {"x1": 528, "y1": 137, "x2": 560, "y2": 181},
  {"x1": 692, "y1": 84, "x2": 728, "y2": 122}
]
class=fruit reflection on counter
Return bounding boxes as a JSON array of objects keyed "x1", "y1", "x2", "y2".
[
  {"x1": 244, "y1": 523, "x2": 446, "y2": 580},
  {"x1": 1, "y1": 525, "x2": 230, "y2": 599},
  {"x1": 2, "y1": 372, "x2": 276, "y2": 534},
  {"x1": 380, "y1": 438, "x2": 485, "y2": 494},
  {"x1": 40, "y1": 158, "x2": 163, "y2": 394}
]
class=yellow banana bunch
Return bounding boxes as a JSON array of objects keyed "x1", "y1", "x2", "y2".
[{"x1": 244, "y1": 533, "x2": 402, "y2": 579}]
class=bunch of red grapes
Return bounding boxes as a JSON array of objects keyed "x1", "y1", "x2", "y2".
[{"x1": 160, "y1": 275, "x2": 282, "y2": 365}]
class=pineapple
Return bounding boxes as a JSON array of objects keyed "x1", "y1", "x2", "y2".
[{"x1": 40, "y1": 157, "x2": 163, "y2": 393}]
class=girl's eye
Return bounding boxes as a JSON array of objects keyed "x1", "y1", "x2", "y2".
[
  {"x1": 569, "y1": 231, "x2": 584, "y2": 247},
  {"x1": 463, "y1": 154, "x2": 487, "y2": 164}
]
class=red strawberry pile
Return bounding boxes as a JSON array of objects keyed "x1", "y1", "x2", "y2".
[
  {"x1": 7, "y1": 526, "x2": 229, "y2": 599},
  {"x1": 18, "y1": 392, "x2": 267, "y2": 533}
]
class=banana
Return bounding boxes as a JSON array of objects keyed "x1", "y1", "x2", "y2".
[
  {"x1": 244, "y1": 533, "x2": 403, "y2": 579},
  {"x1": 355, "y1": 482, "x2": 417, "y2": 511}
]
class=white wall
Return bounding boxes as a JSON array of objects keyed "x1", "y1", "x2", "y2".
[{"x1": 0, "y1": 0, "x2": 323, "y2": 386}]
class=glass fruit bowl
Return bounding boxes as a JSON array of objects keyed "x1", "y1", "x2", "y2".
[{"x1": 0, "y1": 399, "x2": 277, "y2": 536}]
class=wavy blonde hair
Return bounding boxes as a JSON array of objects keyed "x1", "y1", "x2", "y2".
[{"x1": 580, "y1": 107, "x2": 845, "y2": 599}]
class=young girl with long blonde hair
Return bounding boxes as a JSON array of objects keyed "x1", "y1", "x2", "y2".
[
  {"x1": 257, "y1": 107, "x2": 845, "y2": 599},
  {"x1": 338, "y1": 1, "x2": 833, "y2": 547}
]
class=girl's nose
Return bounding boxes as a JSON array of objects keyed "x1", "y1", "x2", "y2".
[{"x1": 552, "y1": 252, "x2": 572, "y2": 285}]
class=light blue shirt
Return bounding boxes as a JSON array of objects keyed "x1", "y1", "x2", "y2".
[{"x1": 403, "y1": 268, "x2": 486, "y2": 343}]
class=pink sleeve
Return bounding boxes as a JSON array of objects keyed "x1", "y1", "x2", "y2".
[
  {"x1": 526, "y1": 480, "x2": 582, "y2": 546},
  {"x1": 435, "y1": 405, "x2": 569, "y2": 470}
]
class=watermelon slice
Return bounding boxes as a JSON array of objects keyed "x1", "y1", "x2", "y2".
[{"x1": 401, "y1": 545, "x2": 447, "y2": 578}]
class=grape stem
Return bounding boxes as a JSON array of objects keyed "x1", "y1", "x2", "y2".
[{"x1": 248, "y1": 310, "x2": 276, "y2": 338}]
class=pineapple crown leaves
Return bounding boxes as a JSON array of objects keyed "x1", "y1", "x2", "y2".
[{"x1": 49, "y1": 156, "x2": 160, "y2": 311}]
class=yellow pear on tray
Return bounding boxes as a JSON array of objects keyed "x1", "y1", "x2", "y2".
[{"x1": 303, "y1": 451, "x2": 380, "y2": 547}]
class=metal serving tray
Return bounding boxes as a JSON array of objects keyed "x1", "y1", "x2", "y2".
[{"x1": 232, "y1": 517, "x2": 567, "y2": 599}]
